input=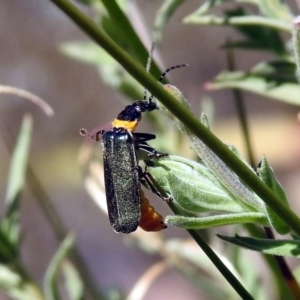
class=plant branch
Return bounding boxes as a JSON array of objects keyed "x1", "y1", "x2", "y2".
[
  {"x1": 168, "y1": 202, "x2": 254, "y2": 300},
  {"x1": 49, "y1": 0, "x2": 300, "y2": 238},
  {"x1": 226, "y1": 46, "x2": 256, "y2": 167}
]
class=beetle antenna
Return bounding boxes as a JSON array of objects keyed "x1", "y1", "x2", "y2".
[{"x1": 148, "y1": 63, "x2": 189, "y2": 102}]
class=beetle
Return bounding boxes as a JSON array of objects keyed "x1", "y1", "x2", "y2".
[{"x1": 81, "y1": 63, "x2": 187, "y2": 233}]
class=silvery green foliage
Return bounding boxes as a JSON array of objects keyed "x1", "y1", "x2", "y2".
[
  {"x1": 257, "y1": 156, "x2": 290, "y2": 234},
  {"x1": 150, "y1": 84, "x2": 289, "y2": 233},
  {"x1": 218, "y1": 234, "x2": 300, "y2": 257},
  {"x1": 147, "y1": 155, "x2": 268, "y2": 229}
]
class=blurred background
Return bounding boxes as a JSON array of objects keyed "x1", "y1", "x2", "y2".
[{"x1": 1, "y1": 1, "x2": 300, "y2": 299}]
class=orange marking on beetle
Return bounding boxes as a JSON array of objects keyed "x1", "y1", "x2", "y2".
[
  {"x1": 139, "y1": 190, "x2": 167, "y2": 232},
  {"x1": 111, "y1": 119, "x2": 139, "y2": 132}
]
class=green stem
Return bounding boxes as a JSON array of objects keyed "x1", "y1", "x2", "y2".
[
  {"x1": 226, "y1": 46, "x2": 256, "y2": 167},
  {"x1": 49, "y1": 0, "x2": 300, "y2": 237},
  {"x1": 100, "y1": 0, "x2": 156, "y2": 72},
  {"x1": 264, "y1": 227, "x2": 300, "y2": 299},
  {"x1": 188, "y1": 230, "x2": 254, "y2": 300},
  {"x1": 26, "y1": 167, "x2": 104, "y2": 300},
  {"x1": 168, "y1": 202, "x2": 254, "y2": 300},
  {"x1": 148, "y1": 178, "x2": 253, "y2": 299},
  {"x1": 226, "y1": 47, "x2": 300, "y2": 298},
  {"x1": 153, "y1": 0, "x2": 184, "y2": 45},
  {"x1": 244, "y1": 225, "x2": 295, "y2": 299}
]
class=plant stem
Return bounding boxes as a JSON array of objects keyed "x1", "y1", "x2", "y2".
[
  {"x1": 145, "y1": 169, "x2": 252, "y2": 297},
  {"x1": 26, "y1": 166, "x2": 104, "y2": 300},
  {"x1": 244, "y1": 224, "x2": 294, "y2": 299},
  {"x1": 227, "y1": 46, "x2": 300, "y2": 298},
  {"x1": 264, "y1": 227, "x2": 300, "y2": 299},
  {"x1": 49, "y1": 0, "x2": 300, "y2": 239},
  {"x1": 226, "y1": 46, "x2": 256, "y2": 167},
  {"x1": 187, "y1": 230, "x2": 254, "y2": 300},
  {"x1": 167, "y1": 202, "x2": 253, "y2": 299},
  {"x1": 157, "y1": 187, "x2": 252, "y2": 298},
  {"x1": 101, "y1": 0, "x2": 161, "y2": 76}
]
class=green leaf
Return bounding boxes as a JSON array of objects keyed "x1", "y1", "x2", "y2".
[
  {"x1": 293, "y1": 264, "x2": 300, "y2": 285},
  {"x1": 60, "y1": 41, "x2": 111, "y2": 65},
  {"x1": 183, "y1": 0, "x2": 292, "y2": 22},
  {"x1": 252, "y1": 0, "x2": 292, "y2": 21},
  {"x1": 0, "y1": 264, "x2": 22, "y2": 289},
  {"x1": 159, "y1": 91, "x2": 264, "y2": 213},
  {"x1": 43, "y1": 234, "x2": 75, "y2": 300},
  {"x1": 152, "y1": 0, "x2": 185, "y2": 45},
  {"x1": 218, "y1": 234, "x2": 300, "y2": 257},
  {"x1": 2, "y1": 115, "x2": 33, "y2": 253},
  {"x1": 224, "y1": 8, "x2": 287, "y2": 55},
  {"x1": 166, "y1": 212, "x2": 267, "y2": 229},
  {"x1": 146, "y1": 155, "x2": 247, "y2": 214},
  {"x1": 146, "y1": 154, "x2": 269, "y2": 229},
  {"x1": 73, "y1": 0, "x2": 99, "y2": 5},
  {"x1": 0, "y1": 264, "x2": 44, "y2": 300},
  {"x1": 5, "y1": 115, "x2": 32, "y2": 214},
  {"x1": 257, "y1": 156, "x2": 290, "y2": 234},
  {"x1": 187, "y1": 0, "x2": 225, "y2": 16},
  {"x1": 187, "y1": 114, "x2": 263, "y2": 212},
  {"x1": 100, "y1": 0, "x2": 162, "y2": 80},
  {"x1": 61, "y1": 261, "x2": 83, "y2": 300},
  {"x1": 183, "y1": 12, "x2": 291, "y2": 33},
  {"x1": 101, "y1": 15, "x2": 132, "y2": 53},
  {"x1": 250, "y1": 60, "x2": 297, "y2": 84},
  {"x1": 205, "y1": 70, "x2": 300, "y2": 106},
  {"x1": 0, "y1": 221, "x2": 18, "y2": 263}
]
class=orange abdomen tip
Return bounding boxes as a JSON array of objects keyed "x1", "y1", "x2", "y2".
[{"x1": 139, "y1": 190, "x2": 167, "y2": 232}]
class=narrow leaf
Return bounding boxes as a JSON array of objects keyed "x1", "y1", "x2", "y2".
[
  {"x1": 0, "y1": 264, "x2": 44, "y2": 300},
  {"x1": 224, "y1": 8, "x2": 286, "y2": 56},
  {"x1": 166, "y1": 212, "x2": 267, "y2": 229},
  {"x1": 5, "y1": 115, "x2": 32, "y2": 212},
  {"x1": 61, "y1": 261, "x2": 83, "y2": 300},
  {"x1": 3, "y1": 115, "x2": 33, "y2": 251},
  {"x1": 218, "y1": 234, "x2": 300, "y2": 257},
  {"x1": 146, "y1": 155, "x2": 247, "y2": 214},
  {"x1": 183, "y1": 14, "x2": 291, "y2": 33},
  {"x1": 257, "y1": 156, "x2": 290, "y2": 234},
  {"x1": 255, "y1": 0, "x2": 292, "y2": 21},
  {"x1": 205, "y1": 71, "x2": 300, "y2": 106},
  {"x1": 159, "y1": 88, "x2": 265, "y2": 214},
  {"x1": 187, "y1": 113, "x2": 263, "y2": 212},
  {"x1": 43, "y1": 234, "x2": 75, "y2": 300},
  {"x1": 152, "y1": 0, "x2": 185, "y2": 45},
  {"x1": 0, "y1": 222, "x2": 18, "y2": 263}
]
